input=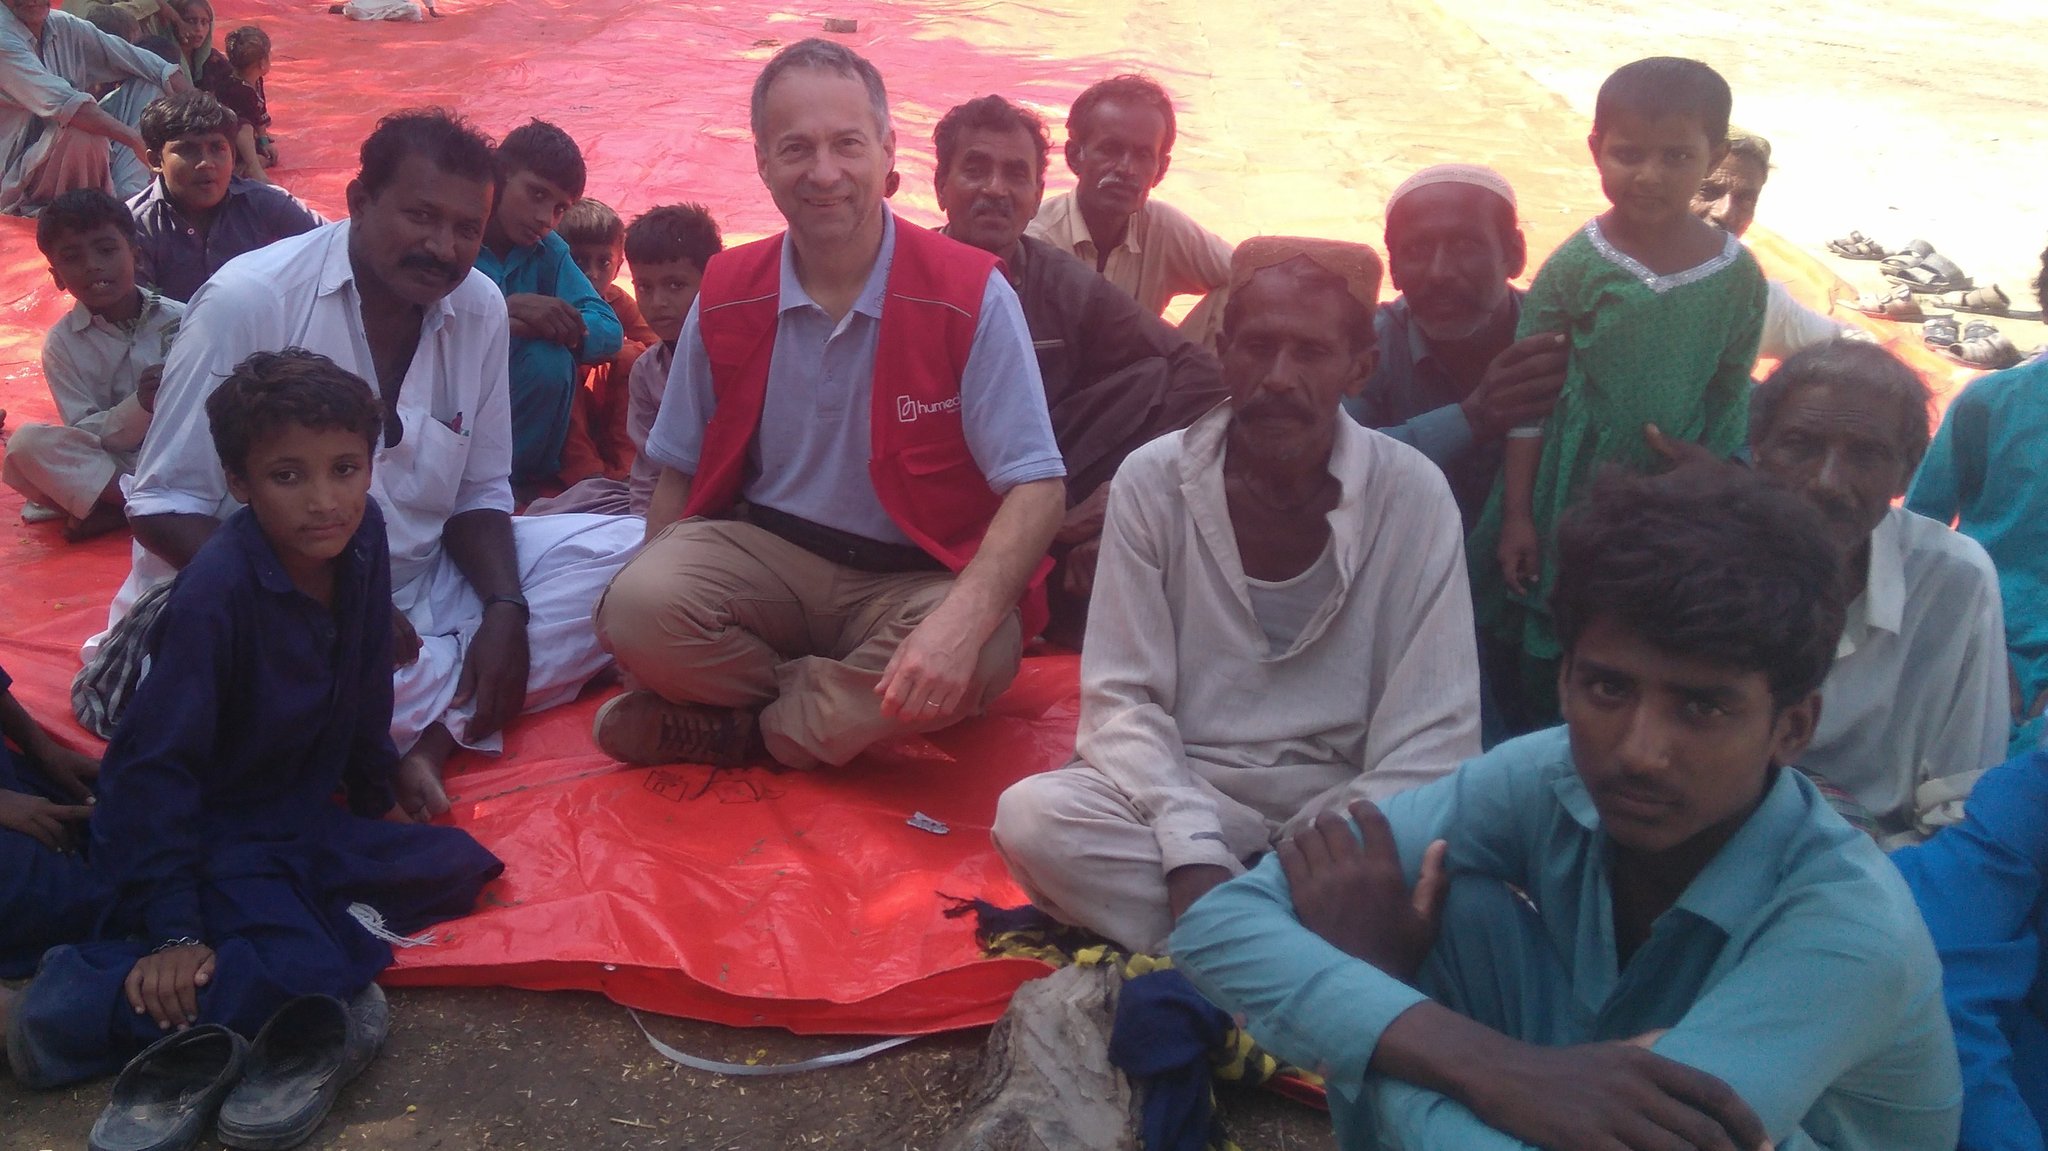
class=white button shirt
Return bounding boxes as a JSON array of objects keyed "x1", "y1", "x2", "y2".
[
  {"x1": 115, "y1": 220, "x2": 513, "y2": 618},
  {"x1": 1803, "y1": 505, "x2": 2011, "y2": 832}
]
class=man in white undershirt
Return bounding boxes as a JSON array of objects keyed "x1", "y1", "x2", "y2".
[{"x1": 991, "y1": 237, "x2": 1482, "y2": 953}]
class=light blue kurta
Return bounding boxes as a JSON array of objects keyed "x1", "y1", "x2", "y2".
[
  {"x1": 1907, "y1": 358, "x2": 2048, "y2": 752},
  {"x1": 1170, "y1": 727, "x2": 1962, "y2": 1151}
]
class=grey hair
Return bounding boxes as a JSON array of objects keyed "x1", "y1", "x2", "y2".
[
  {"x1": 749, "y1": 38, "x2": 890, "y2": 140},
  {"x1": 1750, "y1": 338, "x2": 1933, "y2": 469},
  {"x1": 1727, "y1": 131, "x2": 1772, "y2": 179}
]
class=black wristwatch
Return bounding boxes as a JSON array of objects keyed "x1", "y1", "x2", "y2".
[{"x1": 482, "y1": 593, "x2": 530, "y2": 623}]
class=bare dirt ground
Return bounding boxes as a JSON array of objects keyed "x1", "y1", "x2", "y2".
[{"x1": 9, "y1": 1, "x2": 2037, "y2": 1147}]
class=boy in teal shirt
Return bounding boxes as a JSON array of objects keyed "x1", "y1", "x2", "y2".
[
  {"x1": 472, "y1": 118, "x2": 621, "y2": 490},
  {"x1": 1174, "y1": 464, "x2": 1961, "y2": 1151}
]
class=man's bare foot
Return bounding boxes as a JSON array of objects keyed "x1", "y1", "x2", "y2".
[
  {"x1": 394, "y1": 724, "x2": 458, "y2": 820},
  {"x1": 63, "y1": 502, "x2": 128, "y2": 542}
]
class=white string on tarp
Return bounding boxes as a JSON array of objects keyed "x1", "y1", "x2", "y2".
[{"x1": 627, "y1": 1009, "x2": 917, "y2": 1076}]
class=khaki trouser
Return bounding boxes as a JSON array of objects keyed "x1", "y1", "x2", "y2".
[
  {"x1": 992, "y1": 763, "x2": 1278, "y2": 954},
  {"x1": 595, "y1": 518, "x2": 1022, "y2": 769}
]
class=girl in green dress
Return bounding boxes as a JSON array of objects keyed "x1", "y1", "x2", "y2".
[{"x1": 1473, "y1": 57, "x2": 1767, "y2": 734}]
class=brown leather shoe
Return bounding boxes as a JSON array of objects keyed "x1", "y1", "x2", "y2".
[{"x1": 592, "y1": 691, "x2": 755, "y2": 767}]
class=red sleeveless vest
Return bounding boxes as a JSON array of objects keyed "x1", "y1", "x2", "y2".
[{"x1": 685, "y1": 216, "x2": 1051, "y2": 636}]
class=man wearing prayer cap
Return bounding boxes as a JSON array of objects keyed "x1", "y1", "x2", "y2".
[
  {"x1": 993, "y1": 237, "x2": 1482, "y2": 953},
  {"x1": 1345, "y1": 164, "x2": 1568, "y2": 528}
]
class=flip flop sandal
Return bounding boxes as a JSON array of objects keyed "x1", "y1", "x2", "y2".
[
  {"x1": 215, "y1": 986, "x2": 387, "y2": 1151},
  {"x1": 1942, "y1": 331, "x2": 2022, "y2": 371},
  {"x1": 1961, "y1": 320, "x2": 2000, "y2": 341},
  {"x1": 1885, "y1": 256, "x2": 1974, "y2": 293},
  {"x1": 1826, "y1": 231, "x2": 1894, "y2": 260},
  {"x1": 89, "y1": 1025, "x2": 250, "y2": 1151},
  {"x1": 1846, "y1": 287, "x2": 1943, "y2": 321},
  {"x1": 1921, "y1": 316, "x2": 1961, "y2": 347},
  {"x1": 1933, "y1": 285, "x2": 2013, "y2": 316},
  {"x1": 1878, "y1": 239, "x2": 1936, "y2": 271}
]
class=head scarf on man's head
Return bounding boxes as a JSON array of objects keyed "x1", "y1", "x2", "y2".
[
  {"x1": 1227, "y1": 236, "x2": 1384, "y2": 317},
  {"x1": 1385, "y1": 163, "x2": 1518, "y2": 218}
]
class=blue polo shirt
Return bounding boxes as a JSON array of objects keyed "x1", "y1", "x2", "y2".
[
  {"x1": 127, "y1": 176, "x2": 325, "y2": 303},
  {"x1": 1172, "y1": 726, "x2": 1963, "y2": 1151}
]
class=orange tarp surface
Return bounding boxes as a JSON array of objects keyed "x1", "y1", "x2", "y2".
[{"x1": 0, "y1": 0, "x2": 1984, "y2": 1034}]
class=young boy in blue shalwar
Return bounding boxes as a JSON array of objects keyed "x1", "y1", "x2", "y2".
[
  {"x1": 473, "y1": 118, "x2": 622, "y2": 491},
  {"x1": 0, "y1": 664, "x2": 110, "y2": 977},
  {"x1": 1, "y1": 349, "x2": 504, "y2": 1089}
]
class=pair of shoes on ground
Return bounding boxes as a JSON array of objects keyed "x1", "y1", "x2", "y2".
[
  {"x1": 593, "y1": 690, "x2": 762, "y2": 767},
  {"x1": 1830, "y1": 232, "x2": 2040, "y2": 316},
  {"x1": 1923, "y1": 317, "x2": 2024, "y2": 370},
  {"x1": 89, "y1": 984, "x2": 388, "y2": 1151}
]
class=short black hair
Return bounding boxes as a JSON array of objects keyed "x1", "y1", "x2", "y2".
[
  {"x1": 933, "y1": 95, "x2": 1050, "y2": 182},
  {"x1": 136, "y1": 33, "x2": 181, "y2": 64},
  {"x1": 1751, "y1": 340, "x2": 1933, "y2": 472},
  {"x1": 207, "y1": 349, "x2": 383, "y2": 477},
  {"x1": 357, "y1": 108, "x2": 496, "y2": 198},
  {"x1": 36, "y1": 187, "x2": 135, "y2": 256},
  {"x1": 1552, "y1": 464, "x2": 1845, "y2": 709},
  {"x1": 1593, "y1": 57, "x2": 1732, "y2": 146},
  {"x1": 223, "y1": 25, "x2": 269, "y2": 70},
  {"x1": 1222, "y1": 254, "x2": 1379, "y2": 354},
  {"x1": 140, "y1": 91, "x2": 238, "y2": 153},
  {"x1": 623, "y1": 203, "x2": 723, "y2": 271},
  {"x1": 83, "y1": 4, "x2": 140, "y2": 41},
  {"x1": 495, "y1": 118, "x2": 586, "y2": 200},
  {"x1": 558, "y1": 198, "x2": 623, "y2": 248},
  {"x1": 1067, "y1": 74, "x2": 1176, "y2": 155}
]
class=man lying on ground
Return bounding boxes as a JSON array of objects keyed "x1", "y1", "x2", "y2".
[
  {"x1": 593, "y1": 39, "x2": 1065, "y2": 772},
  {"x1": 1173, "y1": 462, "x2": 1962, "y2": 1151},
  {"x1": 1748, "y1": 340, "x2": 2008, "y2": 839},
  {"x1": 3, "y1": 188, "x2": 179, "y2": 540},
  {"x1": 105, "y1": 108, "x2": 641, "y2": 820},
  {"x1": 932, "y1": 93, "x2": 1226, "y2": 647},
  {"x1": 993, "y1": 237, "x2": 1480, "y2": 954},
  {"x1": 1028, "y1": 73, "x2": 1233, "y2": 343}
]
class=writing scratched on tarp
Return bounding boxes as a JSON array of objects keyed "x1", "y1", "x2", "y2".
[{"x1": 643, "y1": 765, "x2": 785, "y2": 805}]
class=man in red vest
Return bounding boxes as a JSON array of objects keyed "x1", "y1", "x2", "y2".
[{"x1": 590, "y1": 39, "x2": 1067, "y2": 771}]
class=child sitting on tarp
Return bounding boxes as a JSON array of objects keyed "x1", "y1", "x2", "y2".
[
  {"x1": 208, "y1": 25, "x2": 277, "y2": 181},
  {"x1": 1, "y1": 349, "x2": 504, "y2": 1091},
  {"x1": 474, "y1": 119, "x2": 623, "y2": 493},
  {"x1": 552, "y1": 198, "x2": 659, "y2": 491},
  {"x1": 525, "y1": 202, "x2": 723, "y2": 518},
  {"x1": 0, "y1": 661, "x2": 109, "y2": 979},
  {"x1": 3, "y1": 188, "x2": 182, "y2": 541}
]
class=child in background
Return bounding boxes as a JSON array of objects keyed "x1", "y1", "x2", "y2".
[
  {"x1": 1469, "y1": 56, "x2": 1766, "y2": 734},
  {"x1": 166, "y1": 0, "x2": 228, "y2": 89},
  {"x1": 0, "y1": 661, "x2": 108, "y2": 979},
  {"x1": 553, "y1": 198, "x2": 659, "y2": 489},
  {"x1": 525, "y1": 202, "x2": 722, "y2": 519},
  {"x1": 474, "y1": 119, "x2": 622, "y2": 491},
  {"x1": 209, "y1": 25, "x2": 276, "y2": 179},
  {"x1": 128, "y1": 92, "x2": 324, "y2": 302},
  {"x1": 4, "y1": 189, "x2": 182, "y2": 541},
  {"x1": 0, "y1": 349, "x2": 503, "y2": 1092}
]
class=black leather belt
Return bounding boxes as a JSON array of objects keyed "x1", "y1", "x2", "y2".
[{"x1": 739, "y1": 503, "x2": 946, "y2": 575}]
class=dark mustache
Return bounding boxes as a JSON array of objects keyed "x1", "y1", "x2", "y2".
[
  {"x1": 1237, "y1": 397, "x2": 1314, "y2": 422},
  {"x1": 400, "y1": 253, "x2": 462, "y2": 281}
]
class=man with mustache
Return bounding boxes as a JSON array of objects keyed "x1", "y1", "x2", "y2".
[
  {"x1": 932, "y1": 94, "x2": 1227, "y2": 647},
  {"x1": 104, "y1": 108, "x2": 642, "y2": 820},
  {"x1": 1748, "y1": 340, "x2": 2007, "y2": 840},
  {"x1": 992, "y1": 237, "x2": 1481, "y2": 953},
  {"x1": 1346, "y1": 165, "x2": 1567, "y2": 530},
  {"x1": 1028, "y1": 74, "x2": 1233, "y2": 344},
  {"x1": 591, "y1": 41, "x2": 1066, "y2": 772}
]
